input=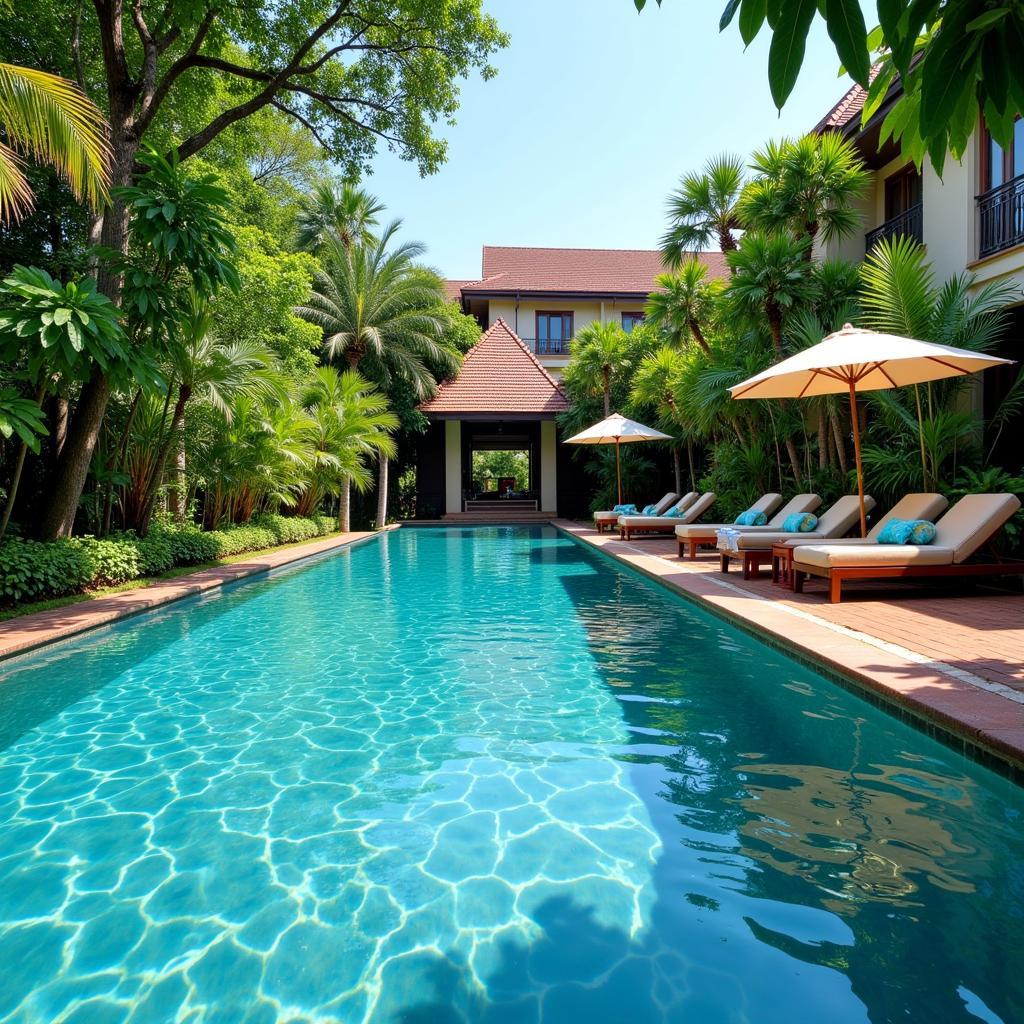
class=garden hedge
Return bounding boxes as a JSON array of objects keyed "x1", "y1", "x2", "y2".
[{"x1": 0, "y1": 515, "x2": 337, "y2": 606}]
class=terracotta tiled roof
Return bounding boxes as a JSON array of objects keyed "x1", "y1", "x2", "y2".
[
  {"x1": 444, "y1": 278, "x2": 477, "y2": 301},
  {"x1": 813, "y1": 66, "x2": 886, "y2": 134},
  {"x1": 448, "y1": 246, "x2": 727, "y2": 298},
  {"x1": 419, "y1": 318, "x2": 569, "y2": 416}
]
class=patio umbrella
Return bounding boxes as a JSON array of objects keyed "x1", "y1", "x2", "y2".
[
  {"x1": 729, "y1": 323, "x2": 1013, "y2": 537},
  {"x1": 564, "y1": 412, "x2": 673, "y2": 507}
]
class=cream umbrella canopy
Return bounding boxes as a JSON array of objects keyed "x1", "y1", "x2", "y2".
[
  {"x1": 564, "y1": 412, "x2": 673, "y2": 507},
  {"x1": 729, "y1": 323, "x2": 1014, "y2": 537}
]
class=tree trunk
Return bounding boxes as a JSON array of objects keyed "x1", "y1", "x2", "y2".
[
  {"x1": 1, "y1": 384, "x2": 47, "y2": 540},
  {"x1": 784, "y1": 437, "x2": 802, "y2": 485},
  {"x1": 40, "y1": 372, "x2": 113, "y2": 537},
  {"x1": 602, "y1": 367, "x2": 611, "y2": 417},
  {"x1": 53, "y1": 397, "x2": 68, "y2": 458},
  {"x1": 375, "y1": 455, "x2": 388, "y2": 528},
  {"x1": 766, "y1": 305, "x2": 784, "y2": 357},
  {"x1": 689, "y1": 318, "x2": 711, "y2": 355},
  {"x1": 672, "y1": 447, "x2": 682, "y2": 496},
  {"x1": 338, "y1": 478, "x2": 351, "y2": 532},
  {"x1": 686, "y1": 441, "x2": 697, "y2": 494},
  {"x1": 817, "y1": 406, "x2": 828, "y2": 471},
  {"x1": 40, "y1": 70, "x2": 139, "y2": 538},
  {"x1": 170, "y1": 437, "x2": 187, "y2": 521},
  {"x1": 138, "y1": 385, "x2": 189, "y2": 536},
  {"x1": 830, "y1": 408, "x2": 848, "y2": 475}
]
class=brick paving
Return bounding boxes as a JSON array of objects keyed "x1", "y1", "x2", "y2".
[
  {"x1": 559, "y1": 521, "x2": 1024, "y2": 772},
  {"x1": 0, "y1": 531, "x2": 378, "y2": 662}
]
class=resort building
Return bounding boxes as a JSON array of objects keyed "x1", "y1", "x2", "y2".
[
  {"x1": 813, "y1": 79, "x2": 1024, "y2": 460},
  {"x1": 416, "y1": 246, "x2": 727, "y2": 520},
  {"x1": 447, "y1": 245, "x2": 728, "y2": 378}
]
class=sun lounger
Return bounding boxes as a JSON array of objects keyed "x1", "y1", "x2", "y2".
[
  {"x1": 717, "y1": 494, "x2": 876, "y2": 578},
  {"x1": 674, "y1": 493, "x2": 818, "y2": 559},
  {"x1": 618, "y1": 492, "x2": 715, "y2": 540},
  {"x1": 791, "y1": 493, "x2": 1024, "y2": 603},
  {"x1": 594, "y1": 492, "x2": 678, "y2": 533},
  {"x1": 765, "y1": 493, "x2": 948, "y2": 586}
]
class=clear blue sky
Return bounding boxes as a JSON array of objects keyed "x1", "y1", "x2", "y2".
[{"x1": 365, "y1": 0, "x2": 859, "y2": 280}]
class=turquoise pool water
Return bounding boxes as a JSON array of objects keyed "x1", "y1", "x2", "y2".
[{"x1": 0, "y1": 526, "x2": 1021, "y2": 1023}]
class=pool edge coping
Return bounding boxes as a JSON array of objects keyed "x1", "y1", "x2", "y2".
[
  {"x1": 552, "y1": 519, "x2": 1024, "y2": 782},
  {"x1": 0, "y1": 527, "x2": 394, "y2": 665}
]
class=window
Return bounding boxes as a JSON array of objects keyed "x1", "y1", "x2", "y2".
[
  {"x1": 983, "y1": 117, "x2": 1024, "y2": 191},
  {"x1": 884, "y1": 166, "x2": 921, "y2": 220},
  {"x1": 535, "y1": 312, "x2": 573, "y2": 354},
  {"x1": 621, "y1": 312, "x2": 644, "y2": 333}
]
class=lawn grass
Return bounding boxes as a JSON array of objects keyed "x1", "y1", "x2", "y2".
[{"x1": 0, "y1": 531, "x2": 345, "y2": 623}]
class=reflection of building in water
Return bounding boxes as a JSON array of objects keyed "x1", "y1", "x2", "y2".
[{"x1": 736, "y1": 762, "x2": 981, "y2": 911}]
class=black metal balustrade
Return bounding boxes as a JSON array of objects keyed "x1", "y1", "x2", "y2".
[
  {"x1": 524, "y1": 337, "x2": 572, "y2": 355},
  {"x1": 977, "y1": 175, "x2": 1024, "y2": 258},
  {"x1": 865, "y1": 202, "x2": 923, "y2": 252}
]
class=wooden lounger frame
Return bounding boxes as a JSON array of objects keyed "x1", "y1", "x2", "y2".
[
  {"x1": 677, "y1": 533, "x2": 720, "y2": 559},
  {"x1": 793, "y1": 557, "x2": 1024, "y2": 603},
  {"x1": 595, "y1": 517, "x2": 618, "y2": 534},
  {"x1": 620, "y1": 520, "x2": 683, "y2": 541}
]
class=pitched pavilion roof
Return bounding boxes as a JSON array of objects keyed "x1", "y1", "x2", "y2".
[
  {"x1": 450, "y1": 245, "x2": 728, "y2": 298},
  {"x1": 419, "y1": 318, "x2": 569, "y2": 417}
]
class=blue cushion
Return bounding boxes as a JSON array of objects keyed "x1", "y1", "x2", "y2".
[
  {"x1": 664, "y1": 503, "x2": 687, "y2": 518},
  {"x1": 909, "y1": 520, "x2": 937, "y2": 544},
  {"x1": 782, "y1": 512, "x2": 818, "y2": 533},
  {"x1": 734, "y1": 508, "x2": 768, "y2": 526},
  {"x1": 613, "y1": 504, "x2": 638, "y2": 515},
  {"x1": 878, "y1": 517, "x2": 935, "y2": 545},
  {"x1": 642, "y1": 503, "x2": 658, "y2": 515}
]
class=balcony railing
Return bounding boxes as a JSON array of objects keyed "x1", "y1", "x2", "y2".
[
  {"x1": 865, "y1": 203, "x2": 923, "y2": 252},
  {"x1": 522, "y1": 337, "x2": 572, "y2": 356},
  {"x1": 977, "y1": 174, "x2": 1024, "y2": 258}
]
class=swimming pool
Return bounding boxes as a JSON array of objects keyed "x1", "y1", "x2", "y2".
[{"x1": 0, "y1": 525, "x2": 1020, "y2": 1023}]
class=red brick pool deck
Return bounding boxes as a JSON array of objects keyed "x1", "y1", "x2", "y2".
[
  {"x1": 0, "y1": 531, "x2": 377, "y2": 661},
  {"x1": 557, "y1": 521, "x2": 1024, "y2": 774}
]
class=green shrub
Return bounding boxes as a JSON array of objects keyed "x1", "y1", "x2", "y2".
[
  {"x1": 155, "y1": 523, "x2": 220, "y2": 565},
  {"x1": 314, "y1": 515, "x2": 335, "y2": 536},
  {"x1": 77, "y1": 537, "x2": 141, "y2": 587},
  {"x1": 206, "y1": 525, "x2": 277, "y2": 557},
  {"x1": 252, "y1": 513, "x2": 319, "y2": 545},
  {"x1": 114, "y1": 529, "x2": 175, "y2": 576},
  {"x1": 0, "y1": 538, "x2": 94, "y2": 603}
]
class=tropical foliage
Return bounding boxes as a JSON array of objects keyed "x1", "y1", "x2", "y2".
[
  {"x1": 562, "y1": 134, "x2": 1023, "y2": 543},
  {"x1": 634, "y1": 1, "x2": 1024, "y2": 174}
]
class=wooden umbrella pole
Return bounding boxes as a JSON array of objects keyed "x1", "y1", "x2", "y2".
[
  {"x1": 848, "y1": 381, "x2": 867, "y2": 537},
  {"x1": 615, "y1": 436, "x2": 623, "y2": 506}
]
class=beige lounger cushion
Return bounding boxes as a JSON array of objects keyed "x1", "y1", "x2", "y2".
[
  {"x1": 795, "y1": 544, "x2": 954, "y2": 568},
  {"x1": 675, "y1": 493, "x2": 820, "y2": 539},
  {"x1": 594, "y1": 492, "x2": 679, "y2": 522},
  {"x1": 931, "y1": 493, "x2": 1021, "y2": 563},
  {"x1": 620, "y1": 492, "x2": 713, "y2": 530},
  {"x1": 774, "y1": 493, "x2": 948, "y2": 549},
  {"x1": 722, "y1": 495, "x2": 874, "y2": 550},
  {"x1": 794, "y1": 494, "x2": 1022, "y2": 570}
]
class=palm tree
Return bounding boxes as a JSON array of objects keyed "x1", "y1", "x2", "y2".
[
  {"x1": 127, "y1": 292, "x2": 278, "y2": 534},
  {"x1": 0, "y1": 62, "x2": 111, "y2": 222},
  {"x1": 295, "y1": 367, "x2": 398, "y2": 522},
  {"x1": 295, "y1": 181, "x2": 385, "y2": 253},
  {"x1": 296, "y1": 220, "x2": 457, "y2": 529},
  {"x1": 565, "y1": 320, "x2": 632, "y2": 417},
  {"x1": 726, "y1": 231, "x2": 811, "y2": 357},
  {"x1": 660, "y1": 153, "x2": 745, "y2": 268},
  {"x1": 629, "y1": 345, "x2": 692, "y2": 492},
  {"x1": 644, "y1": 259, "x2": 722, "y2": 354},
  {"x1": 738, "y1": 134, "x2": 871, "y2": 259},
  {"x1": 727, "y1": 231, "x2": 812, "y2": 481},
  {"x1": 858, "y1": 236, "x2": 1015, "y2": 489}
]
